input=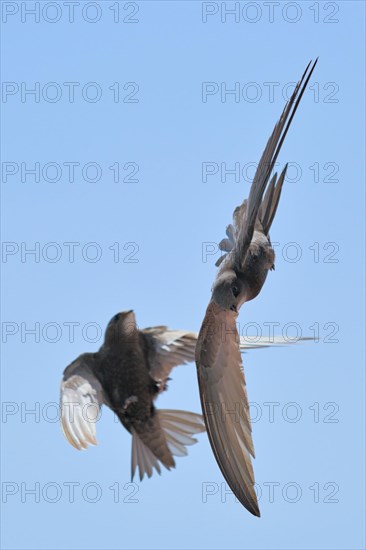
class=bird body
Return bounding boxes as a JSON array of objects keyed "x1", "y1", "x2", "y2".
[
  {"x1": 61, "y1": 310, "x2": 205, "y2": 480},
  {"x1": 97, "y1": 329, "x2": 156, "y2": 426},
  {"x1": 196, "y1": 59, "x2": 318, "y2": 516}
]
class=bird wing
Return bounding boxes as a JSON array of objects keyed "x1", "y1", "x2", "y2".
[
  {"x1": 142, "y1": 326, "x2": 197, "y2": 382},
  {"x1": 196, "y1": 301, "x2": 259, "y2": 515},
  {"x1": 144, "y1": 325, "x2": 310, "y2": 382},
  {"x1": 240, "y1": 335, "x2": 314, "y2": 349},
  {"x1": 60, "y1": 353, "x2": 105, "y2": 450},
  {"x1": 216, "y1": 59, "x2": 318, "y2": 271}
]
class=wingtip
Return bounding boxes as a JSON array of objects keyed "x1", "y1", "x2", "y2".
[
  {"x1": 244, "y1": 496, "x2": 261, "y2": 517},
  {"x1": 248, "y1": 502, "x2": 261, "y2": 517},
  {"x1": 306, "y1": 57, "x2": 318, "y2": 72},
  {"x1": 237, "y1": 491, "x2": 261, "y2": 517},
  {"x1": 304, "y1": 59, "x2": 312, "y2": 75}
]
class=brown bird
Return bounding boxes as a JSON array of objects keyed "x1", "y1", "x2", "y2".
[
  {"x1": 60, "y1": 310, "x2": 205, "y2": 480},
  {"x1": 60, "y1": 311, "x2": 304, "y2": 481},
  {"x1": 195, "y1": 60, "x2": 318, "y2": 516}
]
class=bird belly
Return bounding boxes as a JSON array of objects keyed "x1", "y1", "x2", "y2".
[
  {"x1": 241, "y1": 240, "x2": 274, "y2": 302},
  {"x1": 98, "y1": 355, "x2": 154, "y2": 426}
]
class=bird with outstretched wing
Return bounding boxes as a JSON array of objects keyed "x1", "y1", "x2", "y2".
[{"x1": 195, "y1": 59, "x2": 318, "y2": 516}]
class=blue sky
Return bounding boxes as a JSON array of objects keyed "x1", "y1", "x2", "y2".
[{"x1": 1, "y1": 1, "x2": 365, "y2": 549}]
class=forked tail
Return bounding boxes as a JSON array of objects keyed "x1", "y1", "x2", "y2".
[{"x1": 131, "y1": 409, "x2": 205, "y2": 481}]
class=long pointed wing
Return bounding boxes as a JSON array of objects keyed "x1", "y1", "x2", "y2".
[
  {"x1": 196, "y1": 301, "x2": 259, "y2": 516},
  {"x1": 240, "y1": 335, "x2": 313, "y2": 349},
  {"x1": 143, "y1": 325, "x2": 309, "y2": 383},
  {"x1": 217, "y1": 59, "x2": 318, "y2": 270},
  {"x1": 60, "y1": 353, "x2": 105, "y2": 450}
]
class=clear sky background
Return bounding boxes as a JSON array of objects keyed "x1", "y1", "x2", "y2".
[{"x1": 1, "y1": 1, "x2": 365, "y2": 549}]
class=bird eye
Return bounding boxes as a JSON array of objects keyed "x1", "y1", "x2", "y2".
[{"x1": 231, "y1": 284, "x2": 240, "y2": 298}]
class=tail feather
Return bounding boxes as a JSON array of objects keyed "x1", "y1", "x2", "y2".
[
  {"x1": 159, "y1": 410, "x2": 205, "y2": 457},
  {"x1": 131, "y1": 430, "x2": 162, "y2": 481},
  {"x1": 131, "y1": 410, "x2": 205, "y2": 482},
  {"x1": 163, "y1": 431, "x2": 188, "y2": 456}
]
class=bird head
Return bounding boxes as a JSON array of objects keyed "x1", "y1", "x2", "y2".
[
  {"x1": 103, "y1": 310, "x2": 137, "y2": 347},
  {"x1": 211, "y1": 270, "x2": 242, "y2": 313}
]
